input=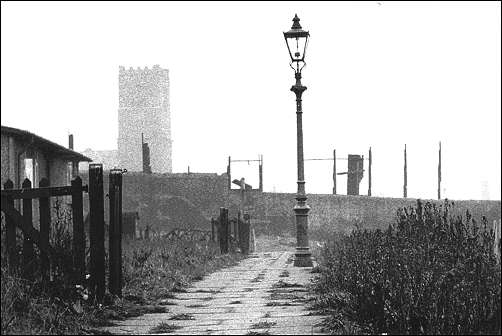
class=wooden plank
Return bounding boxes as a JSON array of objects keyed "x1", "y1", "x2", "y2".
[
  {"x1": 39, "y1": 178, "x2": 51, "y2": 281},
  {"x1": 89, "y1": 164, "x2": 105, "y2": 302},
  {"x1": 22, "y1": 178, "x2": 34, "y2": 280},
  {"x1": 3, "y1": 179, "x2": 17, "y2": 274},
  {"x1": 1, "y1": 184, "x2": 88, "y2": 199},
  {"x1": 72, "y1": 176, "x2": 85, "y2": 285}
]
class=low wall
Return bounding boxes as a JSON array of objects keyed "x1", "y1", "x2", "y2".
[
  {"x1": 229, "y1": 190, "x2": 501, "y2": 237},
  {"x1": 78, "y1": 170, "x2": 500, "y2": 238}
]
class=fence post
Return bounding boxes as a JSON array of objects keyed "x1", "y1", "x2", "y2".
[
  {"x1": 4, "y1": 179, "x2": 17, "y2": 274},
  {"x1": 71, "y1": 176, "x2": 85, "y2": 285},
  {"x1": 21, "y1": 178, "x2": 34, "y2": 280},
  {"x1": 236, "y1": 211, "x2": 241, "y2": 244},
  {"x1": 109, "y1": 169, "x2": 123, "y2": 297},
  {"x1": 239, "y1": 213, "x2": 250, "y2": 255},
  {"x1": 211, "y1": 218, "x2": 215, "y2": 242},
  {"x1": 219, "y1": 207, "x2": 229, "y2": 254},
  {"x1": 89, "y1": 164, "x2": 105, "y2": 302},
  {"x1": 39, "y1": 178, "x2": 51, "y2": 281}
]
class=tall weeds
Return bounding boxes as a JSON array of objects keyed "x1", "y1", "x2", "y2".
[{"x1": 313, "y1": 200, "x2": 501, "y2": 335}]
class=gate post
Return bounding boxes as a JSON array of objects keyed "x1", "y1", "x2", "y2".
[
  {"x1": 109, "y1": 169, "x2": 123, "y2": 297},
  {"x1": 21, "y1": 178, "x2": 34, "y2": 280},
  {"x1": 239, "y1": 213, "x2": 250, "y2": 255},
  {"x1": 89, "y1": 164, "x2": 105, "y2": 302},
  {"x1": 219, "y1": 207, "x2": 229, "y2": 254},
  {"x1": 39, "y1": 178, "x2": 51, "y2": 281},
  {"x1": 3, "y1": 179, "x2": 17, "y2": 274},
  {"x1": 71, "y1": 176, "x2": 85, "y2": 285}
]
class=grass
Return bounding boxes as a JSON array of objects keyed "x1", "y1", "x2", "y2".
[
  {"x1": 265, "y1": 301, "x2": 294, "y2": 307},
  {"x1": 186, "y1": 304, "x2": 208, "y2": 308},
  {"x1": 149, "y1": 322, "x2": 183, "y2": 334},
  {"x1": 250, "y1": 321, "x2": 277, "y2": 329},
  {"x1": 168, "y1": 313, "x2": 194, "y2": 320},
  {"x1": 250, "y1": 273, "x2": 265, "y2": 283},
  {"x1": 272, "y1": 280, "x2": 303, "y2": 288},
  {"x1": 311, "y1": 200, "x2": 501, "y2": 335},
  {"x1": 246, "y1": 331, "x2": 271, "y2": 335},
  {"x1": 1, "y1": 201, "x2": 245, "y2": 335}
]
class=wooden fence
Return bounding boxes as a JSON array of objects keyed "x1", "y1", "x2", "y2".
[
  {"x1": 211, "y1": 207, "x2": 250, "y2": 255},
  {"x1": 1, "y1": 164, "x2": 125, "y2": 301}
]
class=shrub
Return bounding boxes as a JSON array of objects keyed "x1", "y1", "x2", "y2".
[{"x1": 313, "y1": 200, "x2": 501, "y2": 335}]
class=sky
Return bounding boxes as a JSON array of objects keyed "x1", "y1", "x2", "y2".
[{"x1": 1, "y1": 1, "x2": 501, "y2": 200}]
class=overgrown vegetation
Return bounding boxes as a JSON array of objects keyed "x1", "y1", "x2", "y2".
[
  {"x1": 1, "y1": 198, "x2": 244, "y2": 334},
  {"x1": 312, "y1": 200, "x2": 501, "y2": 335}
]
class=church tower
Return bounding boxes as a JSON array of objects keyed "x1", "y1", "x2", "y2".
[{"x1": 118, "y1": 65, "x2": 172, "y2": 173}]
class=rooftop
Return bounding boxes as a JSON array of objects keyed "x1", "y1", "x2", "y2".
[{"x1": 1, "y1": 125, "x2": 92, "y2": 162}]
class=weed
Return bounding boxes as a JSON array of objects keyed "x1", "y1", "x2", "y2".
[
  {"x1": 250, "y1": 321, "x2": 276, "y2": 329},
  {"x1": 187, "y1": 304, "x2": 208, "y2": 308},
  {"x1": 169, "y1": 313, "x2": 195, "y2": 320},
  {"x1": 272, "y1": 280, "x2": 303, "y2": 288},
  {"x1": 312, "y1": 200, "x2": 501, "y2": 335},
  {"x1": 149, "y1": 322, "x2": 183, "y2": 334}
]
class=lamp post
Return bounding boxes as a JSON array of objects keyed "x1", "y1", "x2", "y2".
[{"x1": 284, "y1": 14, "x2": 313, "y2": 267}]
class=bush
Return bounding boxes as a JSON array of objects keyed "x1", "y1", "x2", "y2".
[{"x1": 313, "y1": 200, "x2": 501, "y2": 335}]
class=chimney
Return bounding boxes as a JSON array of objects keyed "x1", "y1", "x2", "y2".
[{"x1": 69, "y1": 134, "x2": 74, "y2": 150}]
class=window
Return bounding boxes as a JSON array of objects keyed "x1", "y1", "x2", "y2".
[
  {"x1": 67, "y1": 162, "x2": 73, "y2": 185},
  {"x1": 24, "y1": 158, "x2": 34, "y2": 184}
]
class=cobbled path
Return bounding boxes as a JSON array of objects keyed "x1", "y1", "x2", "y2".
[{"x1": 102, "y1": 251, "x2": 329, "y2": 335}]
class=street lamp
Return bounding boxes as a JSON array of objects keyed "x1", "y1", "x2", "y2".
[{"x1": 284, "y1": 14, "x2": 313, "y2": 267}]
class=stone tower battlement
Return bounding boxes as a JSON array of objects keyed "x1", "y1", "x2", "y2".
[{"x1": 118, "y1": 65, "x2": 172, "y2": 173}]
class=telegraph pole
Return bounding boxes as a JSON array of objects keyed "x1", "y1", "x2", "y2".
[{"x1": 404, "y1": 144, "x2": 407, "y2": 198}]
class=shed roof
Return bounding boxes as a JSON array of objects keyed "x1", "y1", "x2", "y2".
[{"x1": 1, "y1": 125, "x2": 92, "y2": 162}]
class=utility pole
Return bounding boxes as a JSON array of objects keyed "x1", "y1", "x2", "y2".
[
  {"x1": 368, "y1": 147, "x2": 372, "y2": 196},
  {"x1": 403, "y1": 144, "x2": 407, "y2": 198},
  {"x1": 438, "y1": 141, "x2": 441, "y2": 200},
  {"x1": 333, "y1": 149, "x2": 337, "y2": 195}
]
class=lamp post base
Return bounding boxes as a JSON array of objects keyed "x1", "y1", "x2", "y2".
[
  {"x1": 293, "y1": 199, "x2": 313, "y2": 267},
  {"x1": 294, "y1": 247, "x2": 313, "y2": 267}
]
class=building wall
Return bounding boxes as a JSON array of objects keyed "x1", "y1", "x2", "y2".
[
  {"x1": 1, "y1": 133, "x2": 11, "y2": 186},
  {"x1": 118, "y1": 65, "x2": 172, "y2": 173},
  {"x1": 0, "y1": 134, "x2": 78, "y2": 228}
]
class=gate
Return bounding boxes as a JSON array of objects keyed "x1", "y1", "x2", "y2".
[
  {"x1": 1, "y1": 164, "x2": 125, "y2": 301},
  {"x1": 211, "y1": 208, "x2": 251, "y2": 255}
]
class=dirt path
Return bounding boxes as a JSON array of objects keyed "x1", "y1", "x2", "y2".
[{"x1": 102, "y1": 250, "x2": 328, "y2": 335}]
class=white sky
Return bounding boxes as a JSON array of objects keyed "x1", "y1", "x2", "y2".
[{"x1": 1, "y1": 1, "x2": 501, "y2": 200}]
